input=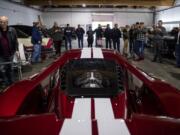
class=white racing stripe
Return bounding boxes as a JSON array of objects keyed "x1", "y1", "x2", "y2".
[
  {"x1": 60, "y1": 98, "x2": 130, "y2": 135},
  {"x1": 93, "y1": 47, "x2": 104, "y2": 58},
  {"x1": 72, "y1": 98, "x2": 91, "y2": 120},
  {"x1": 60, "y1": 98, "x2": 91, "y2": 135},
  {"x1": 95, "y1": 98, "x2": 114, "y2": 119},
  {"x1": 80, "y1": 48, "x2": 91, "y2": 58},
  {"x1": 60, "y1": 119, "x2": 92, "y2": 135},
  {"x1": 97, "y1": 119, "x2": 131, "y2": 135},
  {"x1": 95, "y1": 98, "x2": 130, "y2": 135}
]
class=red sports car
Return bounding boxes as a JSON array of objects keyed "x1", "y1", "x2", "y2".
[{"x1": 0, "y1": 48, "x2": 180, "y2": 135}]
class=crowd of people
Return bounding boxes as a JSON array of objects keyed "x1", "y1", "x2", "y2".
[
  {"x1": 19, "y1": 20, "x2": 180, "y2": 67},
  {"x1": 0, "y1": 15, "x2": 180, "y2": 88},
  {"x1": 47, "y1": 20, "x2": 180, "y2": 64}
]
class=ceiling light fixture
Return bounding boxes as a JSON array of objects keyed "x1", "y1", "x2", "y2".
[
  {"x1": 82, "y1": 3, "x2": 86, "y2": 7},
  {"x1": 48, "y1": 0, "x2": 52, "y2": 5}
]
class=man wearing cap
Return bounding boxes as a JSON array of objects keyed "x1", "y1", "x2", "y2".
[
  {"x1": 0, "y1": 16, "x2": 18, "y2": 86},
  {"x1": 31, "y1": 21, "x2": 42, "y2": 63}
]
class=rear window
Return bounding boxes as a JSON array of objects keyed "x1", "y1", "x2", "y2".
[{"x1": 60, "y1": 59, "x2": 121, "y2": 97}]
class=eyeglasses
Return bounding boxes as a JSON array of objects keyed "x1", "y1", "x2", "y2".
[{"x1": 0, "y1": 21, "x2": 8, "y2": 25}]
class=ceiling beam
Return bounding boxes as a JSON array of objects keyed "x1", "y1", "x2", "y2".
[{"x1": 24, "y1": 0, "x2": 174, "y2": 6}]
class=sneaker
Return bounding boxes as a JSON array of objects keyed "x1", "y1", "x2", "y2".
[
  {"x1": 139, "y1": 57, "x2": 144, "y2": 60},
  {"x1": 134, "y1": 57, "x2": 141, "y2": 61}
]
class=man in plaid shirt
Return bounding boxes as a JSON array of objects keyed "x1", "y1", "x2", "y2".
[{"x1": 134, "y1": 22, "x2": 147, "y2": 60}]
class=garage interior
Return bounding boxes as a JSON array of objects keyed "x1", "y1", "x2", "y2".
[
  {"x1": 1, "y1": 0, "x2": 180, "y2": 135},
  {"x1": 0, "y1": 0, "x2": 180, "y2": 90}
]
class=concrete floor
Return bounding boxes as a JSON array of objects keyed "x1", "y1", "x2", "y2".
[
  {"x1": 19, "y1": 39, "x2": 180, "y2": 90},
  {"x1": 131, "y1": 51, "x2": 180, "y2": 90}
]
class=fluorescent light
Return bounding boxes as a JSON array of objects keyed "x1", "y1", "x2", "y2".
[{"x1": 92, "y1": 13, "x2": 114, "y2": 16}]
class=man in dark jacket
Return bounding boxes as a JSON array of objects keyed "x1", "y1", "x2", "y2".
[
  {"x1": 50, "y1": 22, "x2": 63, "y2": 56},
  {"x1": 157, "y1": 20, "x2": 166, "y2": 35},
  {"x1": 173, "y1": 27, "x2": 180, "y2": 68},
  {"x1": 151, "y1": 20, "x2": 166, "y2": 63},
  {"x1": 0, "y1": 16, "x2": 18, "y2": 86},
  {"x1": 94, "y1": 24, "x2": 103, "y2": 47},
  {"x1": 129, "y1": 25, "x2": 135, "y2": 54},
  {"x1": 151, "y1": 27, "x2": 163, "y2": 62},
  {"x1": 86, "y1": 26, "x2": 94, "y2": 47},
  {"x1": 112, "y1": 24, "x2": 121, "y2": 52},
  {"x1": 64, "y1": 24, "x2": 72, "y2": 50},
  {"x1": 31, "y1": 21, "x2": 42, "y2": 63},
  {"x1": 104, "y1": 24, "x2": 112, "y2": 49},
  {"x1": 76, "y1": 24, "x2": 85, "y2": 48}
]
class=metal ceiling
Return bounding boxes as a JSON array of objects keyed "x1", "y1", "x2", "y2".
[
  {"x1": 23, "y1": 0, "x2": 175, "y2": 7},
  {"x1": 8, "y1": 0, "x2": 176, "y2": 10}
]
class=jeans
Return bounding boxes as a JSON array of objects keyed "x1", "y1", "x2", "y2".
[
  {"x1": 0, "y1": 56, "x2": 14, "y2": 85},
  {"x1": 133, "y1": 40, "x2": 139, "y2": 57},
  {"x1": 78, "y1": 37, "x2": 84, "y2": 48},
  {"x1": 129, "y1": 39, "x2": 134, "y2": 54},
  {"x1": 54, "y1": 41, "x2": 62, "y2": 55},
  {"x1": 175, "y1": 44, "x2": 180, "y2": 67},
  {"x1": 113, "y1": 38, "x2": 120, "y2": 52},
  {"x1": 106, "y1": 38, "x2": 112, "y2": 49},
  {"x1": 134, "y1": 40, "x2": 144, "y2": 58},
  {"x1": 87, "y1": 38, "x2": 93, "y2": 47},
  {"x1": 32, "y1": 44, "x2": 41, "y2": 63},
  {"x1": 139, "y1": 41, "x2": 145, "y2": 57},
  {"x1": 153, "y1": 40, "x2": 163, "y2": 62},
  {"x1": 65, "y1": 37, "x2": 72, "y2": 50}
]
